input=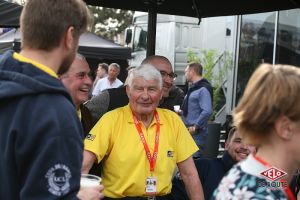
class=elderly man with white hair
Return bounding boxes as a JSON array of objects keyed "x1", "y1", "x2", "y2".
[{"x1": 82, "y1": 64, "x2": 204, "y2": 200}]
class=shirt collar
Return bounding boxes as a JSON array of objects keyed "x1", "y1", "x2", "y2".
[
  {"x1": 77, "y1": 109, "x2": 82, "y2": 120},
  {"x1": 124, "y1": 104, "x2": 164, "y2": 126},
  {"x1": 13, "y1": 52, "x2": 58, "y2": 78}
]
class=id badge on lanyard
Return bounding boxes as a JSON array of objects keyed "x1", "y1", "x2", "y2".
[
  {"x1": 132, "y1": 110, "x2": 160, "y2": 195},
  {"x1": 146, "y1": 176, "x2": 157, "y2": 195}
]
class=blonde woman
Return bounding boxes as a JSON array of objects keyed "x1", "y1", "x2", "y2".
[{"x1": 212, "y1": 64, "x2": 300, "y2": 200}]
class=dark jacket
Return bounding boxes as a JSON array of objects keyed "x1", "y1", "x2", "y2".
[
  {"x1": 0, "y1": 51, "x2": 83, "y2": 199},
  {"x1": 171, "y1": 152, "x2": 235, "y2": 200},
  {"x1": 84, "y1": 86, "x2": 128, "y2": 127},
  {"x1": 80, "y1": 104, "x2": 95, "y2": 134},
  {"x1": 159, "y1": 86, "x2": 185, "y2": 111}
]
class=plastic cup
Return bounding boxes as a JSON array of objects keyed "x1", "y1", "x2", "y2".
[
  {"x1": 80, "y1": 174, "x2": 102, "y2": 187},
  {"x1": 173, "y1": 105, "x2": 180, "y2": 112}
]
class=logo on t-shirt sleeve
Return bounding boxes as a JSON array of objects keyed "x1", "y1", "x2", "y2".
[
  {"x1": 86, "y1": 133, "x2": 96, "y2": 141},
  {"x1": 167, "y1": 151, "x2": 174, "y2": 157},
  {"x1": 45, "y1": 164, "x2": 72, "y2": 196}
]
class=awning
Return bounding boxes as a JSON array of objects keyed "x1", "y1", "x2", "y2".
[
  {"x1": 84, "y1": 0, "x2": 299, "y2": 18},
  {"x1": 0, "y1": 0, "x2": 23, "y2": 28}
]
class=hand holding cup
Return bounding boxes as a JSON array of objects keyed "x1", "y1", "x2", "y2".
[
  {"x1": 77, "y1": 174, "x2": 104, "y2": 200},
  {"x1": 173, "y1": 105, "x2": 182, "y2": 115}
]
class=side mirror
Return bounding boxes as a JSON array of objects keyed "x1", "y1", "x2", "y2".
[{"x1": 125, "y1": 28, "x2": 132, "y2": 45}]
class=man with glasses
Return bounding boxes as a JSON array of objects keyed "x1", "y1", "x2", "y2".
[
  {"x1": 59, "y1": 53, "x2": 94, "y2": 134},
  {"x1": 142, "y1": 55, "x2": 185, "y2": 111}
]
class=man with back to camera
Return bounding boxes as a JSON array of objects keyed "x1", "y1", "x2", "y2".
[
  {"x1": 82, "y1": 64, "x2": 204, "y2": 199},
  {"x1": 171, "y1": 126, "x2": 257, "y2": 199},
  {"x1": 181, "y1": 62, "x2": 213, "y2": 158},
  {"x1": 92, "y1": 63, "x2": 123, "y2": 96},
  {"x1": 0, "y1": 0, "x2": 103, "y2": 199}
]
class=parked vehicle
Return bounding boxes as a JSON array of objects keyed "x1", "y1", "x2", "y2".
[{"x1": 125, "y1": 13, "x2": 237, "y2": 123}]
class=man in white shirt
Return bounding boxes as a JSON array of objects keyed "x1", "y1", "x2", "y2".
[{"x1": 92, "y1": 63, "x2": 123, "y2": 96}]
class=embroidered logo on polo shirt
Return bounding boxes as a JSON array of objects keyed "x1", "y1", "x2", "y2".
[
  {"x1": 86, "y1": 133, "x2": 96, "y2": 141},
  {"x1": 167, "y1": 151, "x2": 174, "y2": 157},
  {"x1": 45, "y1": 164, "x2": 71, "y2": 196}
]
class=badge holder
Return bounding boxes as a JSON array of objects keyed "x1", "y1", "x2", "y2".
[{"x1": 145, "y1": 176, "x2": 157, "y2": 197}]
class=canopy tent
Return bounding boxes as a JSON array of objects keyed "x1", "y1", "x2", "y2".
[
  {"x1": 0, "y1": 0, "x2": 131, "y2": 59},
  {"x1": 2, "y1": 0, "x2": 299, "y2": 56},
  {"x1": 0, "y1": 29, "x2": 131, "y2": 60},
  {"x1": 0, "y1": 29, "x2": 130, "y2": 81},
  {"x1": 0, "y1": 28, "x2": 20, "y2": 53},
  {"x1": 84, "y1": 0, "x2": 300, "y2": 56},
  {"x1": 78, "y1": 32, "x2": 131, "y2": 60},
  {"x1": 84, "y1": 0, "x2": 299, "y2": 18},
  {"x1": 0, "y1": 0, "x2": 22, "y2": 28}
]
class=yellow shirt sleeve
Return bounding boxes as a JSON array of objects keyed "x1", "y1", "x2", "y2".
[
  {"x1": 84, "y1": 112, "x2": 113, "y2": 163},
  {"x1": 172, "y1": 112, "x2": 199, "y2": 163}
]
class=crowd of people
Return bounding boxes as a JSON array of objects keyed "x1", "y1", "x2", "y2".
[{"x1": 1, "y1": 0, "x2": 300, "y2": 200}]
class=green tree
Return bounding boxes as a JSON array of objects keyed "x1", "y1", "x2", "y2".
[
  {"x1": 187, "y1": 49, "x2": 233, "y2": 120},
  {"x1": 88, "y1": 6, "x2": 133, "y2": 41},
  {"x1": 14, "y1": 2, "x2": 134, "y2": 42}
]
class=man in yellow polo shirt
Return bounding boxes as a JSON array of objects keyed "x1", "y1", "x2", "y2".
[{"x1": 82, "y1": 64, "x2": 204, "y2": 200}]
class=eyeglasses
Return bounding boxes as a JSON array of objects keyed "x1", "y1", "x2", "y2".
[
  {"x1": 74, "y1": 71, "x2": 93, "y2": 80},
  {"x1": 160, "y1": 70, "x2": 177, "y2": 80}
]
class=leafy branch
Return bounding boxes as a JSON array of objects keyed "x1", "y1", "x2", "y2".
[{"x1": 88, "y1": 6, "x2": 133, "y2": 41}]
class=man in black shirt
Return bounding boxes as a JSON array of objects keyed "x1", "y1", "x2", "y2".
[
  {"x1": 171, "y1": 127, "x2": 256, "y2": 199},
  {"x1": 142, "y1": 55, "x2": 184, "y2": 110}
]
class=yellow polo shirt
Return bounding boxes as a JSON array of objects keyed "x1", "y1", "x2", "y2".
[{"x1": 84, "y1": 105, "x2": 198, "y2": 198}]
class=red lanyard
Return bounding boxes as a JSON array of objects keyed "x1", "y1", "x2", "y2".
[
  {"x1": 132, "y1": 110, "x2": 160, "y2": 172},
  {"x1": 253, "y1": 154, "x2": 296, "y2": 200}
]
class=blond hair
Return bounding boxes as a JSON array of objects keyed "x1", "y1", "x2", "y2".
[{"x1": 234, "y1": 63, "x2": 300, "y2": 144}]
